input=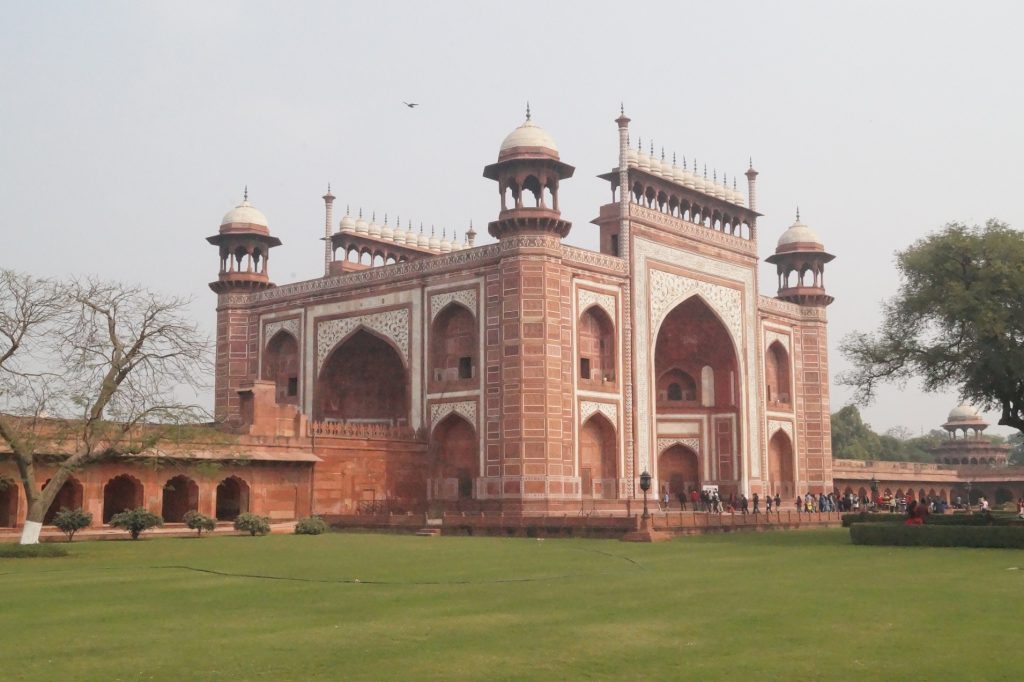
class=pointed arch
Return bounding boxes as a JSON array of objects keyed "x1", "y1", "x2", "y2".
[
  {"x1": 580, "y1": 413, "x2": 618, "y2": 499},
  {"x1": 432, "y1": 413, "x2": 478, "y2": 500},
  {"x1": 767, "y1": 430, "x2": 795, "y2": 498},
  {"x1": 42, "y1": 477, "x2": 84, "y2": 525},
  {"x1": 263, "y1": 329, "x2": 299, "y2": 405},
  {"x1": 162, "y1": 475, "x2": 199, "y2": 523},
  {"x1": 0, "y1": 476, "x2": 18, "y2": 527},
  {"x1": 317, "y1": 328, "x2": 409, "y2": 424},
  {"x1": 103, "y1": 474, "x2": 144, "y2": 523},
  {"x1": 430, "y1": 302, "x2": 477, "y2": 387},
  {"x1": 658, "y1": 444, "x2": 700, "y2": 498},
  {"x1": 578, "y1": 305, "x2": 615, "y2": 383},
  {"x1": 765, "y1": 340, "x2": 791, "y2": 406},
  {"x1": 216, "y1": 476, "x2": 249, "y2": 521}
]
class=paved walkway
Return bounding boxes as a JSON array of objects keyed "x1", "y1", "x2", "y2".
[{"x1": 0, "y1": 521, "x2": 298, "y2": 543}]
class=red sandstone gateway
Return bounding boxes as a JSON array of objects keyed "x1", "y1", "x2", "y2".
[{"x1": 8, "y1": 108, "x2": 1010, "y2": 534}]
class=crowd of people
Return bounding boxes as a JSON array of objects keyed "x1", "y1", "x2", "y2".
[{"x1": 659, "y1": 489, "x2": 858, "y2": 515}]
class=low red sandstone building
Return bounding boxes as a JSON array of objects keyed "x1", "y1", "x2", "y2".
[{"x1": 1, "y1": 109, "x2": 843, "y2": 528}]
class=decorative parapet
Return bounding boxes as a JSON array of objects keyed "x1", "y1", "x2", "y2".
[
  {"x1": 561, "y1": 245, "x2": 629, "y2": 274},
  {"x1": 759, "y1": 295, "x2": 827, "y2": 321},
  {"x1": 308, "y1": 420, "x2": 421, "y2": 441},
  {"x1": 630, "y1": 205, "x2": 757, "y2": 256}
]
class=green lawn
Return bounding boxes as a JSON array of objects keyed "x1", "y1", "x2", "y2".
[{"x1": 3, "y1": 530, "x2": 1022, "y2": 681}]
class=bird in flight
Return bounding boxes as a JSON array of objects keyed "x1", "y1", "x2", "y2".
[{"x1": 403, "y1": 101, "x2": 419, "y2": 108}]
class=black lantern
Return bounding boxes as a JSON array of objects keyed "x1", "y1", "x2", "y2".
[{"x1": 640, "y1": 470, "x2": 652, "y2": 519}]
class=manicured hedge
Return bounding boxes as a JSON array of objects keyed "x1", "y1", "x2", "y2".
[
  {"x1": 842, "y1": 511, "x2": 1019, "y2": 528},
  {"x1": 0, "y1": 543, "x2": 69, "y2": 558},
  {"x1": 850, "y1": 523, "x2": 1024, "y2": 548}
]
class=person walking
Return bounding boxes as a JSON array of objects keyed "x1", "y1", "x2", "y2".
[
  {"x1": 765, "y1": 495, "x2": 773, "y2": 513},
  {"x1": 740, "y1": 494, "x2": 749, "y2": 515},
  {"x1": 752, "y1": 492, "x2": 760, "y2": 514},
  {"x1": 774, "y1": 493, "x2": 781, "y2": 512}
]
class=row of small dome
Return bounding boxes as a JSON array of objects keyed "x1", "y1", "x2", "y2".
[
  {"x1": 626, "y1": 141, "x2": 746, "y2": 207},
  {"x1": 339, "y1": 208, "x2": 471, "y2": 253}
]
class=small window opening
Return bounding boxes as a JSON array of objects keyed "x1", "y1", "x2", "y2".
[
  {"x1": 580, "y1": 357, "x2": 591, "y2": 380},
  {"x1": 458, "y1": 356, "x2": 473, "y2": 379},
  {"x1": 667, "y1": 383, "x2": 682, "y2": 401},
  {"x1": 287, "y1": 377, "x2": 298, "y2": 397}
]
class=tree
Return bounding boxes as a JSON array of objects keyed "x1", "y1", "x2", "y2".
[
  {"x1": 840, "y1": 220, "x2": 1024, "y2": 434},
  {"x1": 183, "y1": 510, "x2": 216, "y2": 537},
  {"x1": 52, "y1": 508, "x2": 93, "y2": 542},
  {"x1": 234, "y1": 513, "x2": 271, "y2": 536},
  {"x1": 831, "y1": 405, "x2": 882, "y2": 460},
  {"x1": 109, "y1": 508, "x2": 163, "y2": 540},
  {"x1": 0, "y1": 270, "x2": 210, "y2": 544}
]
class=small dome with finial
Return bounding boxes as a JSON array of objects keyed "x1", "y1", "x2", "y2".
[
  {"x1": 381, "y1": 214, "x2": 395, "y2": 242},
  {"x1": 220, "y1": 187, "x2": 269, "y2": 234},
  {"x1": 417, "y1": 223, "x2": 429, "y2": 249},
  {"x1": 355, "y1": 208, "x2": 369, "y2": 235},
  {"x1": 340, "y1": 205, "x2": 355, "y2": 233},
  {"x1": 777, "y1": 209, "x2": 824, "y2": 250},
  {"x1": 498, "y1": 103, "x2": 559, "y2": 159},
  {"x1": 439, "y1": 228, "x2": 453, "y2": 254},
  {"x1": 428, "y1": 225, "x2": 441, "y2": 251},
  {"x1": 368, "y1": 212, "x2": 381, "y2": 238}
]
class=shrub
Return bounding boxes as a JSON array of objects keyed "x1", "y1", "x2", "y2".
[
  {"x1": 182, "y1": 511, "x2": 216, "y2": 537},
  {"x1": 109, "y1": 508, "x2": 163, "y2": 540},
  {"x1": 233, "y1": 513, "x2": 271, "y2": 536},
  {"x1": 0, "y1": 543, "x2": 69, "y2": 558},
  {"x1": 841, "y1": 512, "x2": 903, "y2": 527},
  {"x1": 294, "y1": 516, "x2": 328, "y2": 535},
  {"x1": 850, "y1": 522, "x2": 1024, "y2": 549},
  {"x1": 52, "y1": 508, "x2": 93, "y2": 542}
]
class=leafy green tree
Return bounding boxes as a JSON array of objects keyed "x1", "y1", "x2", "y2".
[
  {"x1": 1009, "y1": 433, "x2": 1024, "y2": 466},
  {"x1": 840, "y1": 220, "x2": 1024, "y2": 434},
  {"x1": 182, "y1": 510, "x2": 216, "y2": 537},
  {"x1": 109, "y1": 508, "x2": 163, "y2": 540},
  {"x1": 52, "y1": 508, "x2": 92, "y2": 542},
  {"x1": 831, "y1": 405, "x2": 883, "y2": 460},
  {"x1": 233, "y1": 513, "x2": 270, "y2": 536}
]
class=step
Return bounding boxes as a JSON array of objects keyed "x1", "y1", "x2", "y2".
[{"x1": 415, "y1": 528, "x2": 442, "y2": 537}]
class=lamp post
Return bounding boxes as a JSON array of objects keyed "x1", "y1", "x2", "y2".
[
  {"x1": 640, "y1": 470, "x2": 652, "y2": 520},
  {"x1": 869, "y1": 475, "x2": 878, "y2": 511},
  {"x1": 965, "y1": 480, "x2": 973, "y2": 514}
]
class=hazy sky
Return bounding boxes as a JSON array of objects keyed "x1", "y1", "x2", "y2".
[{"x1": 2, "y1": 1, "x2": 1021, "y2": 436}]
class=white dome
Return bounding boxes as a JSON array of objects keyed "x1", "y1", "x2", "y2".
[
  {"x1": 777, "y1": 218, "x2": 822, "y2": 248},
  {"x1": 499, "y1": 119, "x2": 558, "y2": 154},
  {"x1": 948, "y1": 403, "x2": 982, "y2": 422},
  {"x1": 381, "y1": 220, "x2": 395, "y2": 242},
  {"x1": 428, "y1": 230, "x2": 441, "y2": 251},
  {"x1": 339, "y1": 210, "x2": 355, "y2": 233},
  {"x1": 417, "y1": 229, "x2": 429, "y2": 249},
  {"x1": 221, "y1": 200, "x2": 268, "y2": 228},
  {"x1": 626, "y1": 147, "x2": 638, "y2": 167},
  {"x1": 368, "y1": 217, "x2": 381, "y2": 238},
  {"x1": 355, "y1": 212, "x2": 369, "y2": 235}
]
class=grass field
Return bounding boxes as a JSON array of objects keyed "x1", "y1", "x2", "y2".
[{"x1": 3, "y1": 529, "x2": 1022, "y2": 681}]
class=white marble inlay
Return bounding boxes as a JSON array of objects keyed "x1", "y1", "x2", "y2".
[
  {"x1": 430, "y1": 289, "x2": 477, "y2": 322},
  {"x1": 580, "y1": 400, "x2": 618, "y2": 427},
  {"x1": 577, "y1": 289, "x2": 616, "y2": 320},
  {"x1": 316, "y1": 308, "x2": 409, "y2": 370},
  {"x1": 430, "y1": 400, "x2": 478, "y2": 430}
]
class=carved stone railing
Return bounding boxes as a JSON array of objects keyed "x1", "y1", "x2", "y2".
[
  {"x1": 758, "y1": 295, "x2": 827, "y2": 321},
  {"x1": 630, "y1": 205, "x2": 758, "y2": 256},
  {"x1": 308, "y1": 420, "x2": 421, "y2": 441}
]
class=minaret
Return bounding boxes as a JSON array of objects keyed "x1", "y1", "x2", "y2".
[
  {"x1": 323, "y1": 184, "x2": 335, "y2": 276},
  {"x1": 477, "y1": 106, "x2": 576, "y2": 509},
  {"x1": 206, "y1": 189, "x2": 282, "y2": 423},
  {"x1": 465, "y1": 220, "x2": 477, "y2": 247},
  {"x1": 765, "y1": 209, "x2": 835, "y2": 306},
  {"x1": 745, "y1": 160, "x2": 759, "y2": 238}
]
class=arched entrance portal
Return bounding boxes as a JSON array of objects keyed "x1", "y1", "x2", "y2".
[
  {"x1": 216, "y1": 477, "x2": 250, "y2": 521},
  {"x1": 655, "y1": 296, "x2": 740, "y2": 484},
  {"x1": 316, "y1": 329, "x2": 408, "y2": 426},
  {"x1": 103, "y1": 474, "x2": 143, "y2": 523},
  {"x1": 0, "y1": 478, "x2": 17, "y2": 527},
  {"x1": 658, "y1": 444, "x2": 699, "y2": 498},
  {"x1": 767, "y1": 430, "x2": 795, "y2": 499},
  {"x1": 580, "y1": 414, "x2": 617, "y2": 498},
  {"x1": 432, "y1": 414, "x2": 477, "y2": 501},
  {"x1": 162, "y1": 475, "x2": 199, "y2": 523},
  {"x1": 43, "y1": 477, "x2": 85, "y2": 525}
]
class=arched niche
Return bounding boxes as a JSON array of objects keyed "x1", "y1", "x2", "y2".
[
  {"x1": 658, "y1": 444, "x2": 699, "y2": 498},
  {"x1": 431, "y1": 414, "x2": 477, "y2": 501},
  {"x1": 579, "y1": 414, "x2": 617, "y2": 499},
  {"x1": 316, "y1": 328, "x2": 408, "y2": 426},
  {"x1": 654, "y1": 296, "x2": 739, "y2": 416},
  {"x1": 216, "y1": 476, "x2": 249, "y2": 521},
  {"x1": 42, "y1": 477, "x2": 84, "y2": 525},
  {"x1": 0, "y1": 477, "x2": 17, "y2": 527},
  {"x1": 578, "y1": 306, "x2": 615, "y2": 385},
  {"x1": 262, "y1": 330, "x2": 300, "y2": 405},
  {"x1": 767, "y1": 430, "x2": 795, "y2": 498},
  {"x1": 103, "y1": 474, "x2": 144, "y2": 523},
  {"x1": 161, "y1": 475, "x2": 199, "y2": 523},
  {"x1": 430, "y1": 303, "x2": 477, "y2": 389},
  {"x1": 765, "y1": 341, "x2": 791, "y2": 406}
]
